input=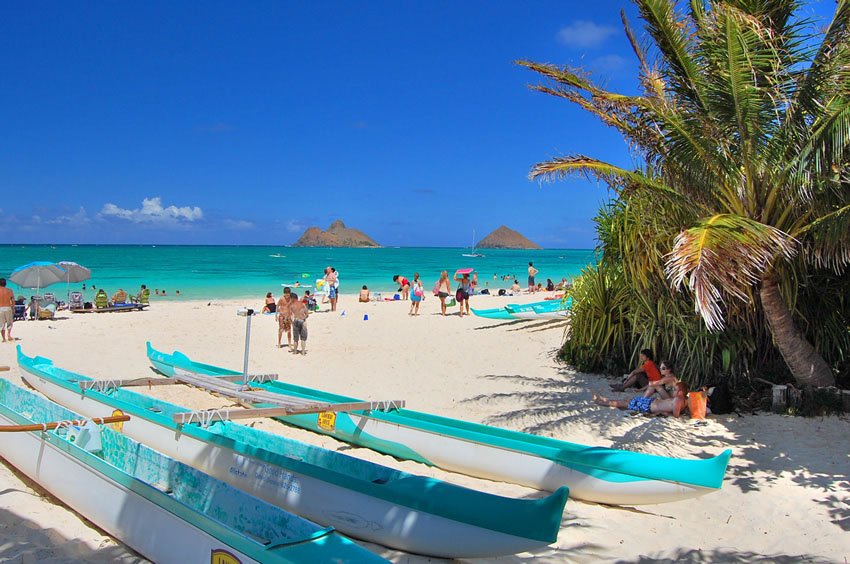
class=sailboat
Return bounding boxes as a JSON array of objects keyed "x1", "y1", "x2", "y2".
[{"x1": 462, "y1": 229, "x2": 485, "y2": 258}]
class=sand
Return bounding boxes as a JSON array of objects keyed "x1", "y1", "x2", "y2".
[{"x1": 0, "y1": 292, "x2": 847, "y2": 563}]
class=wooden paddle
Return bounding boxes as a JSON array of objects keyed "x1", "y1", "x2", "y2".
[
  {"x1": 0, "y1": 414, "x2": 130, "y2": 433},
  {"x1": 0, "y1": 367, "x2": 9, "y2": 372}
]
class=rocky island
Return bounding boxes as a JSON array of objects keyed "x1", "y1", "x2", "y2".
[
  {"x1": 477, "y1": 226, "x2": 542, "y2": 249},
  {"x1": 293, "y1": 220, "x2": 380, "y2": 247}
]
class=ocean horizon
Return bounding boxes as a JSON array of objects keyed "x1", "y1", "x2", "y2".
[{"x1": 0, "y1": 245, "x2": 596, "y2": 301}]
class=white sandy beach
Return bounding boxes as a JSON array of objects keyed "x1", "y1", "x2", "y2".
[{"x1": 0, "y1": 292, "x2": 847, "y2": 563}]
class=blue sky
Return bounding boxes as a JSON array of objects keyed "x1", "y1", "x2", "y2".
[{"x1": 0, "y1": 1, "x2": 837, "y2": 248}]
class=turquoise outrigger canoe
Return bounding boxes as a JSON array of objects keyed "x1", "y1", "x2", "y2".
[
  {"x1": 0, "y1": 379, "x2": 383, "y2": 563},
  {"x1": 147, "y1": 342, "x2": 731, "y2": 506},
  {"x1": 473, "y1": 298, "x2": 572, "y2": 320},
  {"x1": 19, "y1": 347, "x2": 568, "y2": 558}
]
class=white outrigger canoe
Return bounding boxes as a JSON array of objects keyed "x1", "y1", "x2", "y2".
[
  {"x1": 0, "y1": 379, "x2": 383, "y2": 564},
  {"x1": 473, "y1": 298, "x2": 572, "y2": 320},
  {"x1": 18, "y1": 347, "x2": 568, "y2": 558},
  {"x1": 504, "y1": 303, "x2": 570, "y2": 319},
  {"x1": 147, "y1": 342, "x2": 731, "y2": 506}
]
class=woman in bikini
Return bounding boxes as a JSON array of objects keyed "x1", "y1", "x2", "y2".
[
  {"x1": 453, "y1": 271, "x2": 472, "y2": 317},
  {"x1": 435, "y1": 271, "x2": 451, "y2": 316}
]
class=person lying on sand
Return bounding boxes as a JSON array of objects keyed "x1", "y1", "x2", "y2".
[{"x1": 594, "y1": 382, "x2": 690, "y2": 417}]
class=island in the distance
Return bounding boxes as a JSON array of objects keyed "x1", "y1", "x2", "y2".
[
  {"x1": 293, "y1": 220, "x2": 380, "y2": 247},
  {"x1": 477, "y1": 226, "x2": 542, "y2": 249}
]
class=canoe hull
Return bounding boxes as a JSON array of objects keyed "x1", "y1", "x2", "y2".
[
  {"x1": 148, "y1": 343, "x2": 729, "y2": 505},
  {"x1": 20, "y1": 353, "x2": 565, "y2": 558},
  {"x1": 0, "y1": 417, "x2": 265, "y2": 564}
]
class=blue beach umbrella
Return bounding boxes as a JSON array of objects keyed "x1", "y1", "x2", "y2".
[{"x1": 9, "y1": 261, "x2": 67, "y2": 294}]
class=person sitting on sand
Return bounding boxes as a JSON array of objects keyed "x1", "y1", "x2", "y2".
[
  {"x1": 594, "y1": 382, "x2": 690, "y2": 417},
  {"x1": 359, "y1": 285, "x2": 370, "y2": 303},
  {"x1": 610, "y1": 349, "x2": 662, "y2": 392},
  {"x1": 392, "y1": 275, "x2": 410, "y2": 300},
  {"x1": 546, "y1": 278, "x2": 555, "y2": 291},
  {"x1": 303, "y1": 290, "x2": 318, "y2": 311},
  {"x1": 642, "y1": 360, "x2": 680, "y2": 399},
  {"x1": 262, "y1": 292, "x2": 276, "y2": 313},
  {"x1": 111, "y1": 289, "x2": 128, "y2": 304},
  {"x1": 510, "y1": 279, "x2": 522, "y2": 294}
]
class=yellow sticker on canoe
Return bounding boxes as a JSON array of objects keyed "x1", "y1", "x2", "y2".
[
  {"x1": 109, "y1": 409, "x2": 125, "y2": 433},
  {"x1": 211, "y1": 549, "x2": 242, "y2": 564},
  {"x1": 317, "y1": 411, "x2": 336, "y2": 431}
]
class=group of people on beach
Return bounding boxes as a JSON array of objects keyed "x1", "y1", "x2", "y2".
[
  {"x1": 593, "y1": 349, "x2": 691, "y2": 418},
  {"x1": 395, "y1": 270, "x2": 475, "y2": 316},
  {"x1": 272, "y1": 286, "x2": 311, "y2": 354}
]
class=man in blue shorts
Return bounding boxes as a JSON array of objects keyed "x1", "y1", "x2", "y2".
[{"x1": 592, "y1": 382, "x2": 690, "y2": 417}]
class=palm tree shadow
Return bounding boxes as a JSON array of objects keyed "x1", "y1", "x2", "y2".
[{"x1": 461, "y1": 370, "x2": 850, "y2": 532}]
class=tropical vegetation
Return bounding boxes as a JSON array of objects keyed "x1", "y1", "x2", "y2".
[{"x1": 520, "y1": 0, "x2": 850, "y2": 390}]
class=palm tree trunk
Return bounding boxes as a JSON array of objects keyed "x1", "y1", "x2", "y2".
[{"x1": 759, "y1": 273, "x2": 834, "y2": 387}]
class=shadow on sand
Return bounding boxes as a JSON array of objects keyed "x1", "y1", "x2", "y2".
[
  {"x1": 461, "y1": 362, "x2": 850, "y2": 535},
  {"x1": 0, "y1": 460, "x2": 145, "y2": 562}
]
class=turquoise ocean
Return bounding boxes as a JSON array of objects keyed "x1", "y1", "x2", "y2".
[{"x1": 0, "y1": 245, "x2": 596, "y2": 301}]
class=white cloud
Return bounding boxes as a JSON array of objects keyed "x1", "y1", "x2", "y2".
[
  {"x1": 45, "y1": 207, "x2": 90, "y2": 225},
  {"x1": 286, "y1": 220, "x2": 305, "y2": 233},
  {"x1": 224, "y1": 219, "x2": 254, "y2": 230},
  {"x1": 99, "y1": 197, "x2": 203, "y2": 224},
  {"x1": 557, "y1": 21, "x2": 617, "y2": 49},
  {"x1": 591, "y1": 54, "x2": 629, "y2": 74}
]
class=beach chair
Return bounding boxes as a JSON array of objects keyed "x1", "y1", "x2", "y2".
[
  {"x1": 36, "y1": 297, "x2": 57, "y2": 320},
  {"x1": 69, "y1": 291, "x2": 84, "y2": 310},
  {"x1": 139, "y1": 287, "x2": 151, "y2": 305},
  {"x1": 13, "y1": 302, "x2": 26, "y2": 321},
  {"x1": 95, "y1": 289, "x2": 109, "y2": 309}
]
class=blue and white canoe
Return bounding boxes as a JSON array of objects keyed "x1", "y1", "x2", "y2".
[
  {"x1": 505, "y1": 301, "x2": 570, "y2": 320},
  {"x1": 147, "y1": 342, "x2": 732, "y2": 506},
  {"x1": 0, "y1": 379, "x2": 382, "y2": 564},
  {"x1": 18, "y1": 347, "x2": 568, "y2": 558},
  {"x1": 473, "y1": 298, "x2": 572, "y2": 320}
]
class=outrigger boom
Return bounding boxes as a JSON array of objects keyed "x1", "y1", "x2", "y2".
[
  {"x1": 76, "y1": 371, "x2": 404, "y2": 427},
  {"x1": 173, "y1": 400, "x2": 406, "y2": 426}
]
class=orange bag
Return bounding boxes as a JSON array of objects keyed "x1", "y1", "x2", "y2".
[{"x1": 688, "y1": 390, "x2": 707, "y2": 419}]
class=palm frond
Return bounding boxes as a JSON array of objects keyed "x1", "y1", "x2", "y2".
[
  {"x1": 529, "y1": 155, "x2": 706, "y2": 215},
  {"x1": 665, "y1": 214, "x2": 797, "y2": 331},
  {"x1": 637, "y1": 0, "x2": 708, "y2": 111},
  {"x1": 792, "y1": 0, "x2": 850, "y2": 118},
  {"x1": 797, "y1": 203, "x2": 850, "y2": 271}
]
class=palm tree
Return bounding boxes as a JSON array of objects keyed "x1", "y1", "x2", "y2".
[{"x1": 519, "y1": 0, "x2": 850, "y2": 387}]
